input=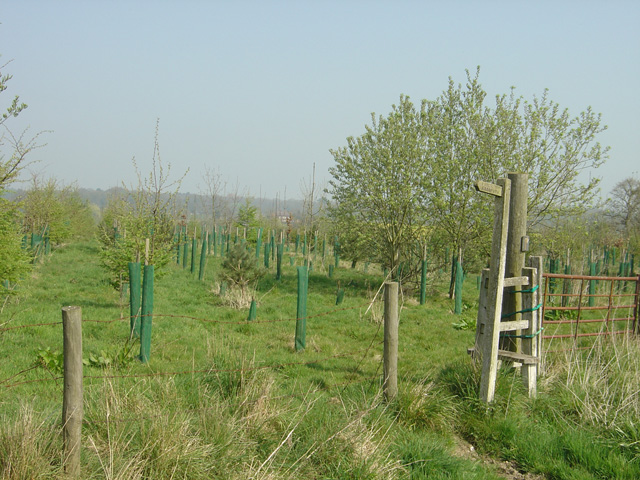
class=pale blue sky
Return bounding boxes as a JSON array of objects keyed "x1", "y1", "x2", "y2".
[{"x1": 1, "y1": 0, "x2": 638, "y2": 200}]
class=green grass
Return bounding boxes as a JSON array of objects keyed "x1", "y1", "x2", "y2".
[{"x1": 1, "y1": 240, "x2": 639, "y2": 479}]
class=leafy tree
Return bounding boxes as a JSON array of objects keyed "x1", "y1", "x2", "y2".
[
  {"x1": 0, "y1": 56, "x2": 41, "y2": 287},
  {"x1": 608, "y1": 177, "x2": 640, "y2": 236},
  {"x1": 607, "y1": 176, "x2": 640, "y2": 255},
  {"x1": 328, "y1": 69, "x2": 608, "y2": 280},
  {"x1": 327, "y1": 95, "x2": 431, "y2": 275},
  {"x1": 20, "y1": 175, "x2": 94, "y2": 243},
  {"x1": 0, "y1": 197, "x2": 29, "y2": 285}
]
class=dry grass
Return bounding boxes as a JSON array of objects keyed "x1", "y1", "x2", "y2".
[{"x1": 0, "y1": 404, "x2": 62, "y2": 479}]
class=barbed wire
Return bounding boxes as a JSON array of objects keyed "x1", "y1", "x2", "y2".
[
  {"x1": 0, "y1": 299, "x2": 378, "y2": 335},
  {"x1": 0, "y1": 320, "x2": 62, "y2": 333},
  {"x1": 2, "y1": 344, "x2": 381, "y2": 390}
]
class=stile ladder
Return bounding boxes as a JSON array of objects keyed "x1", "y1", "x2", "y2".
[{"x1": 469, "y1": 179, "x2": 542, "y2": 403}]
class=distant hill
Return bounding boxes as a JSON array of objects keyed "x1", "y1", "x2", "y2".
[{"x1": 6, "y1": 187, "x2": 308, "y2": 222}]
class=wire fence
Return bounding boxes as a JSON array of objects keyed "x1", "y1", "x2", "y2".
[{"x1": 0, "y1": 299, "x2": 385, "y2": 391}]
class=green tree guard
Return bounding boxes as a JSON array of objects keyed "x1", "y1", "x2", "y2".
[
  {"x1": 220, "y1": 282, "x2": 227, "y2": 296},
  {"x1": 294, "y1": 266, "x2": 308, "y2": 351},
  {"x1": 139, "y1": 264, "x2": 154, "y2": 363},
  {"x1": 322, "y1": 239, "x2": 326, "y2": 259},
  {"x1": 207, "y1": 229, "x2": 213, "y2": 254},
  {"x1": 190, "y1": 237, "x2": 197, "y2": 273},
  {"x1": 336, "y1": 288, "x2": 345, "y2": 305},
  {"x1": 589, "y1": 262, "x2": 596, "y2": 307},
  {"x1": 454, "y1": 258, "x2": 464, "y2": 315},
  {"x1": 226, "y1": 233, "x2": 231, "y2": 254},
  {"x1": 448, "y1": 254, "x2": 457, "y2": 297},
  {"x1": 276, "y1": 243, "x2": 283, "y2": 280},
  {"x1": 289, "y1": 256, "x2": 294, "y2": 266},
  {"x1": 268, "y1": 235, "x2": 273, "y2": 261},
  {"x1": 179, "y1": 238, "x2": 186, "y2": 268},
  {"x1": 198, "y1": 234, "x2": 207, "y2": 281},
  {"x1": 476, "y1": 275, "x2": 481, "y2": 290},
  {"x1": 264, "y1": 243, "x2": 270, "y2": 268},
  {"x1": 334, "y1": 244, "x2": 340, "y2": 268},
  {"x1": 420, "y1": 259, "x2": 428, "y2": 305},
  {"x1": 128, "y1": 262, "x2": 141, "y2": 338},
  {"x1": 221, "y1": 233, "x2": 226, "y2": 258},
  {"x1": 44, "y1": 236, "x2": 50, "y2": 255},
  {"x1": 247, "y1": 299, "x2": 257, "y2": 321},
  {"x1": 302, "y1": 234, "x2": 307, "y2": 256},
  {"x1": 328, "y1": 264, "x2": 334, "y2": 278},
  {"x1": 176, "y1": 232, "x2": 182, "y2": 264},
  {"x1": 295, "y1": 234, "x2": 300, "y2": 253},
  {"x1": 255, "y1": 228, "x2": 262, "y2": 259}
]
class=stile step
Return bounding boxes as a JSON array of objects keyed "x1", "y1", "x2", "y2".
[{"x1": 467, "y1": 347, "x2": 538, "y2": 365}]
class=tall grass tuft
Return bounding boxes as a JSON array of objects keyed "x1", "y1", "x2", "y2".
[
  {"x1": 543, "y1": 333, "x2": 640, "y2": 458},
  {"x1": 0, "y1": 405, "x2": 62, "y2": 479}
]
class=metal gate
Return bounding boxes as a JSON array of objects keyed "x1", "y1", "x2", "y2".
[{"x1": 541, "y1": 273, "x2": 639, "y2": 351}]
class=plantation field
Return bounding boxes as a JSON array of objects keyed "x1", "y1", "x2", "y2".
[{"x1": 1, "y1": 240, "x2": 639, "y2": 479}]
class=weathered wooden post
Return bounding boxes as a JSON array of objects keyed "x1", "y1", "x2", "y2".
[
  {"x1": 62, "y1": 306, "x2": 83, "y2": 477},
  {"x1": 383, "y1": 281, "x2": 399, "y2": 401},
  {"x1": 501, "y1": 172, "x2": 528, "y2": 351},
  {"x1": 522, "y1": 256, "x2": 543, "y2": 396}
]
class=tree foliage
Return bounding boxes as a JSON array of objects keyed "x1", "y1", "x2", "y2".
[
  {"x1": 607, "y1": 176, "x2": 640, "y2": 253},
  {"x1": 328, "y1": 69, "x2": 608, "y2": 275},
  {"x1": 0, "y1": 56, "x2": 39, "y2": 286},
  {"x1": 20, "y1": 175, "x2": 94, "y2": 243},
  {"x1": 327, "y1": 95, "x2": 431, "y2": 274}
]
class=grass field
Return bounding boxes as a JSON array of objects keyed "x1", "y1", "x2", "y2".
[{"x1": 1, "y1": 240, "x2": 639, "y2": 479}]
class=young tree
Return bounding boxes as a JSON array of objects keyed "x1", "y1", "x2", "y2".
[
  {"x1": 98, "y1": 122, "x2": 185, "y2": 287},
  {"x1": 0, "y1": 56, "x2": 42, "y2": 285},
  {"x1": 327, "y1": 95, "x2": 431, "y2": 275}
]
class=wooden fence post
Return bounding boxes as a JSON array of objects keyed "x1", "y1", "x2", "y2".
[
  {"x1": 383, "y1": 281, "x2": 399, "y2": 401},
  {"x1": 62, "y1": 306, "x2": 83, "y2": 477},
  {"x1": 502, "y1": 172, "x2": 528, "y2": 351}
]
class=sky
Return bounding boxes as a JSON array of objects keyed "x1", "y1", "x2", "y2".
[{"x1": 1, "y1": 0, "x2": 639, "y2": 201}]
